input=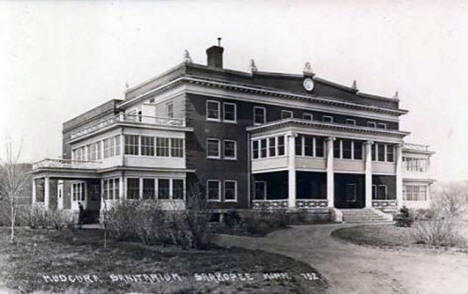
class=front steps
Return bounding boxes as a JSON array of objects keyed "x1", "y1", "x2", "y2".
[{"x1": 340, "y1": 208, "x2": 393, "y2": 223}]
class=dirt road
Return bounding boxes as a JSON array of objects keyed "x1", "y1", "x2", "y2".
[{"x1": 214, "y1": 224, "x2": 468, "y2": 294}]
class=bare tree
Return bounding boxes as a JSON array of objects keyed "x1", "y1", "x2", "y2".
[
  {"x1": 432, "y1": 183, "x2": 468, "y2": 218},
  {"x1": 0, "y1": 137, "x2": 31, "y2": 242}
]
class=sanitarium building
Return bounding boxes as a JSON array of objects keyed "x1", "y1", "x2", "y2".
[{"x1": 31, "y1": 42, "x2": 434, "y2": 222}]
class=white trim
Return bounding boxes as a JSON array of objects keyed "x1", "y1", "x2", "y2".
[
  {"x1": 223, "y1": 139, "x2": 237, "y2": 160},
  {"x1": 223, "y1": 102, "x2": 237, "y2": 123},
  {"x1": 207, "y1": 179, "x2": 221, "y2": 201},
  {"x1": 224, "y1": 180, "x2": 238, "y2": 202},
  {"x1": 206, "y1": 138, "x2": 221, "y2": 159},
  {"x1": 206, "y1": 100, "x2": 221, "y2": 122},
  {"x1": 253, "y1": 106, "x2": 267, "y2": 125}
]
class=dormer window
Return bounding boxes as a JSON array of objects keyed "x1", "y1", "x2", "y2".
[
  {"x1": 346, "y1": 119, "x2": 356, "y2": 126},
  {"x1": 281, "y1": 110, "x2": 293, "y2": 119},
  {"x1": 322, "y1": 116, "x2": 333, "y2": 123},
  {"x1": 303, "y1": 113, "x2": 313, "y2": 120},
  {"x1": 367, "y1": 121, "x2": 377, "y2": 128},
  {"x1": 377, "y1": 123, "x2": 387, "y2": 129}
]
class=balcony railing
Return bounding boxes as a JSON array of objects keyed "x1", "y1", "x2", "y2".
[
  {"x1": 70, "y1": 114, "x2": 186, "y2": 140},
  {"x1": 33, "y1": 158, "x2": 101, "y2": 170},
  {"x1": 403, "y1": 143, "x2": 429, "y2": 152}
]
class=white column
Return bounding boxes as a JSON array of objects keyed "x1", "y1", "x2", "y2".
[
  {"x1": 32, "y1": 178, "x2": 37, "y2": 204},
  {"x1": 365, "y1": 141, "x2": 373, "y2": 208},
  {"x1": 119, "y1": 175, "x2": 124, "y2": 201},
  {"x1": 120, "y1": 132, "x2": 125, "y2": 165},
  {"x1": 396, "y1": 144, "x2": 403, "y2": 208},
  {"x1": 139, "y1": 178, "x2": 143, "y2": 200},
  {"x1": 44, "y1": 177, "x2": 50, "y2": 209},
  {"x1": 326, "y1": 137, "x2": 334, "y2": 207},
  {"x1": 57, "y1": 180, "x2": 64, "y2": 210},
  {"x1": 287, "y1": 133, "x2": 296, "y2": 209}
]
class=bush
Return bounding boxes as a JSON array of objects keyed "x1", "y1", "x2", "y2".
[
  {"x1": 411, "y1": 218, "x2": 465, "y2": 247},
  {"x1": 239, "y1": 209, "x2": 290, "y2": 235},
  {"x1": 104, "y1": 201, "x2": 140, "y2": 241},
  {"x1": 395, "y1": 206, "x2": 414, "y2": 227},
  {"x1": 223, "y1": 209, "x2": 241, "y2": 227},
  {"x1": 413, "y1": 208, "x2": 434, "y2": 221}
]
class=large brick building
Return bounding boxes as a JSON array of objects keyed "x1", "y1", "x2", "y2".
[{"x1": 31, "y1": 43, "x2": 434, "y2": 221}]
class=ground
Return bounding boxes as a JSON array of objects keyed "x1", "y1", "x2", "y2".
[
  {"x1": 0, "y1": 227, "x2": 327, "y2": 294},
  {"x1": 214, "y1": 224, "x2": 468, "y2": 294}
]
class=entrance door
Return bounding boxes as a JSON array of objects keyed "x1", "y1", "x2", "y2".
[{"x1": 334, "y1": 174, "x2": 365, "y2": 208}]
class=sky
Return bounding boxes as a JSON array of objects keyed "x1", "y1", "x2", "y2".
[{"x1": 0, "y1": 0, "x2": 467, "y2": 181}]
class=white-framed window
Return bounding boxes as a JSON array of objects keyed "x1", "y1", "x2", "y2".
[
  {"x1": 252, "y1": 140, "x2": 259, "y2": 159},
  {"x1": 72, "y1": 182, "x2": 85, "y2": 202},
  {"x1": 253, "y1": 106, "x2": 266, "y2": 125},
  {"x1": 372, "y1": 184, "x2": 388, "y2": 200},
  {"x1": 223, "y1": 140, "x2": 237, "y2": 160},
  {"x1": 125, "y1": 135, "x2": 139, "y2": 155},
  {"x1": 158, "y1": 179, "x2": 170, "y2": 199},
  {"x1": 113, "y1": 178, "x2": 120, "y2": 200},
  {"x1": 141, "y1": 136, "x2": 155, "y2": 156},
  {"x1": 254, "y1": 181, "x2": 267, "y2": 200},
  {"x1": 143, "y1": 178, "x2": 155, "y2": 200},
  {"x1": 367, "y1": 121, "x2": 377, "y2": 128},
  {"x1": 170, "y1": 138, "x2": 184, "y2": 158},
  {"x1": 167, "y1": 103, "x2": 174, "y2": 118},
  {"x1": 103, "y1": 179, "x2": 110, "y2": 200},
  {"x1": 281, "y1": 110, "x2": 293, "y2": 119},
  {"x1": 377, "y1": 123, "x2": 387, "y2": 129},
  {"x1": 403, "y1": 185, "x2": 427, "y2": 201},
  {"x1": 346, "y1": 119, "x2": 356, "y2": 126},
  {"x1": 223, "y1": 102, "x2": 237, "y2": 123},
  {"x1": 206, "y1": 100, "x2": 221, "y2": 121},
  {"x1": 268, "y1": 137, "x2": 276, "y2": 157},
  {"x1": 207, "y1": 138, "x2": 221, "y2": 159},
  {"x1": 260, "y1": 138, "x2": 267, "y2": 158},
  {"x1": 207, "y1": 180, "x2": 221, "y2": 201},
  {"x1": 156, "y1": 137, "x2": 169, "y2": 157},
  {"x1": 303, "y1": 113, "x2": 313, "y2": 120},
  {"x1": 115, "y1": 135, "x2": 121, "y2": 156},
  {"x1": 322, "y1": 115, "x2": 333, "y2": 123},
  {"x1": 278, "y1": 136, "x2": 285, "y2": 156},
  {"x1": 224, "y1": 180, "x2": 237, "y2": 202},
  {"x1": 403, "y1": 157, "x2": 428, "y2": 172},
  {"x1": 127, "y1": 178, "x2": 140, "y2": 199},
  {"x1": 172, "y1": 179, "x2": 184, "y2": 200}
]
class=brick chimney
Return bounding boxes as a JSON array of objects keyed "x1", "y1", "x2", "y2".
[{"x1": 206, "y1": 38, "x2": 224, "y2": 68}]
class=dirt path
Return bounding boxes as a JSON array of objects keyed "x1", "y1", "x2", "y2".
[{"x1": 214, "y1": 224, "x2": 468, "y2": 294}]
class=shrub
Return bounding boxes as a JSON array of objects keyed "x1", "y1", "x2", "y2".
[
  {"x1": 239, "y1": 209, "x2": 290, "y2": 235},
  {"x1": 104, "y1": 201, "x2": 140, "y2": 241},
  {"x1": 395, "y1": 206, "x2": 414, "y2": 227},
  {"x1": 414, "y1": 208, "x2": 434, "y2": 221},
  {"x1": 411, "y1": 218, "x2": 465, "y2": 247},
  {"x1": 223, "y1": 209, "x2": 241, "y2": 227}
]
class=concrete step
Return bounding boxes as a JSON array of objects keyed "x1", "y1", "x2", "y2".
[{"x1": 340, "y1": 208, "x2": 390, "y2": 223}]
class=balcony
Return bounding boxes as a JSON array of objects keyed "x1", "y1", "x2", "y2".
[
  {"x1": 70, "y1": 114, "x2": 187, "y2": 141},
  {"x1": 32, "y1": 159, "x2": 101, "y2": 171}
]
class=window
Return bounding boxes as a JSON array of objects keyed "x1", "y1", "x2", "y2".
[
  {"x1": 260, "y1": 138, "x2": 267, "y2": 158},
  {"x1": 173, "y1": 179, "x2": 184, "y2": 199},
  {"x1": 295, "y1": 136, "x2": 303, "y2": 156},
  {"x1": 170, "y1": 138, "x2": 184, "y2": 157},
  {"x1": 95, "y1": 142, "x2": 102, "y2": 160},
  {"x1": 403, "y1": 185, "x2": 427, "y2": 201},
  {"x1": 223, "y1": 103, "x2": 236, "y2": 122},
  {"x1": 342, "y1": 140, "x2": 352, "y2": 159},
  {"x1": 278, "y1": 136, "x2": 285, "y2": 156},
  {"x1": 72, "y1": 183, "x2": 85, "y2": 202},
  {"x1": 367, "y1": 121, "x2": 377, "y2": 128},
  {"x1": 223, "y1": 140, "x2": 237, "y2": 159},
  {"x1": 281, "y1": 110, "x2": 293, "y2": 119},
  {"x1": 125, "y1": 135, "x2": 139, "y2": 155},
  {"x1": 141, "y1": 136, "x2": 155, "y2": 156},
  {"x1": 386, "y1": 145, "x2": 394, "y2": 162},
  {"x1": 404, "y1": 157, "x2": 428, "y2": 172},
  {"x1": 353, "y1": 141, "x2": 363, "y2": 160},
  {"x1": 104, "y1": 138, "x2": 112, "y2": 158},
  {"x1": 372, "y1": 143, "x2": 377, "y2": 161},
  {"x1": 377, "y1": 123, "x2": 387, "y2": 129},
  {"x1": 127, "y1": 178, "x2": 139, "y2": 200},
  {"x1": 253, "y1": 106, "x2": 266, "y2": 124},
  {"x1": 156, "y1": 137, "x2": 169, "y2": 157},
  {"x1": 114, "y1": 178, "x2": 120, "y2": 200},
  {"x1": 373, "y1": 184, "x2": 388, "y2": 200},
  {"x1": 378, "y1": 144, "x2": 385, "y2": 161},
  {"x1": 252, "y1": 140, "x2": 259, "y2": 159},
  {"x1": 254, "y1": 181, "x2": 267, "y2": 200},
  {"x1": 207, "y1": 139, "x2": 220, "y2": 158},
  {"x1": 346, "y1": 119, "x2": 356, "y2": 126},
  {"x1": 103, "y1": 179, "x2": 110, "y2": 200},
  {"x1": 158, "y1": 179, "x2": 170, "y2": 199},
  {"x1": 207, "y1": 180, "x2": 221, "y2": 201},
  {"x1": 268, "y1": 137, "x2": 276, "y2": 157},
  {"x1": 206, "y1": 100, "x2": 220, "y2": 121},
  {"x1": 322, "y1": 115, "x2": 333, "y2": 123},
  {"x1": 86, "y1": 144, "x2": 93, "y2": 161},
  {"x1": 115, "y1": 135, "x2": 121, "y2": 156},
  {"x1": 304, "y1": 136, "x2": 313, "y2": 156},
  {"x1": 224, "y1": 181, "x2": 237, "y2": 202},
  {"x1": 143, "y1": 178, "x2": 155, "y2": 199},
  {"x1": 167, "y1": 103, "x2": 174, "y2": 118},
  {"x1": 303, "y1": 113, "x2": 313, "y2": 120},
  {"x1": 334, "y1": 140, "x2": 340, "y2": 158},
  {"x1": 315, "y1": 137, "x2": 324, "y2": 157}
]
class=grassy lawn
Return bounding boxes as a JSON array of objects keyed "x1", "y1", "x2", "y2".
[
  {"x1": 0, "y1": 227, "x2": 327, "y2": 294},
  {"x1": 332, "y1": 222, "x2": 468, "y2": 250}
]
